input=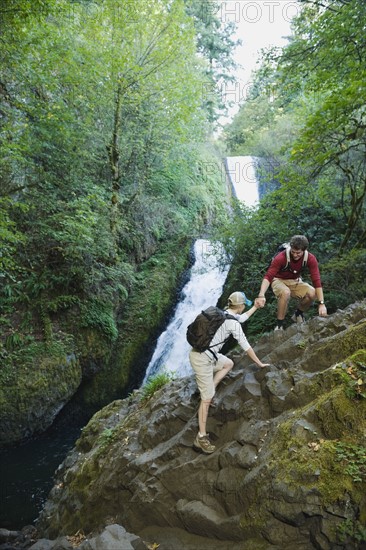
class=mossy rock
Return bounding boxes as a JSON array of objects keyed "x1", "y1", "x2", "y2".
[
  {"x1": 0, "y1": 341, "x2": 81, "y2": 447},
  {"x1": 233, "y1": 351, "x2": 366, "y2": 548}
]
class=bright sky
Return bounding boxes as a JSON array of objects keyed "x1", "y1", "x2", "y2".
[{"x1": 216, "y1": 0, "x2": 299, "y2": 125}]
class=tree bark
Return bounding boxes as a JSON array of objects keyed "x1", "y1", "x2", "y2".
[{"x1": 107, "y1": 82, "x2": 123, "y2": 236}]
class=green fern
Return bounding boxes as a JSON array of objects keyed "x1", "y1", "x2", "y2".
[{"x1": 141, "y1": 370, "x2": 175, "y2": 402}]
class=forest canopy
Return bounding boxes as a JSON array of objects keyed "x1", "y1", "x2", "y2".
[
  {"x1": 0, "y1": 0, "x2": 242, "y2": 412},
  {"x1": 0, "y1": 0, "x2": 238, "y2": 349}
]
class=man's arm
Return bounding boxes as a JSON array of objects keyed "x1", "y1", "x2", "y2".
[
  {"x1": 315, "y1": 287, "x2": 327, "y2": 317},
  {"x1": 308, "y1": 253, "x2": 327, "y2": 317},
  {"x1": 255, "y1": 252, "x2": 286, "y2": 308},
  {"x1": 255, "y1": 278, "x2": 270, "y2": 308}
]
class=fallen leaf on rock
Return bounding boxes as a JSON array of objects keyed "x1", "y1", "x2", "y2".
[{"x1": 67, "y1": 529, "x2": 86, "y2": 547}]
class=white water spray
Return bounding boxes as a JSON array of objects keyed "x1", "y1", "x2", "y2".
[{"x1": 143, "y1": 239, "x2": 230, "y2": 381}]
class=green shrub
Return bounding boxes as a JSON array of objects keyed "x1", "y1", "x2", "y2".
[{"x1": 141, "y1": 370, "x2": 175, "y2": 402}]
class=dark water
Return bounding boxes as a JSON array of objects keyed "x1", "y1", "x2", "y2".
[{"x1": 0, "y1": 403, "x2": 91, "y2": 530}]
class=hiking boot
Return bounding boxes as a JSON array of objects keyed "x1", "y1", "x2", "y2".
[
  {"x1": 193, "y1": 434, "x2": 216, "y2": 454},
  {"x1": 291, "y1": 311, "x2": 305, "y2": 324}
]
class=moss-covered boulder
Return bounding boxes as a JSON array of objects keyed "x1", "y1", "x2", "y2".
[{"x1": 0, "y1": 342, "x2": 81, "y2": 447}]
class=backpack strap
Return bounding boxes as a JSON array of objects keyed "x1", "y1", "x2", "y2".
[
  {"x1": 206, "y1": 313, "x2": 239, "y2": 354},
  {"x1": 207, "y1": 348, "x2": 219, "y2": 360},
  {"x1": 303, "y1": 250, "x2": 309, "y2": 268},
  {"x1": 284, "y1": 246, "x2": 291, "y2": 270}
]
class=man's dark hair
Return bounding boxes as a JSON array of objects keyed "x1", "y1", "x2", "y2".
[{"x1": 290, "y1": 235, "x2": 309, "y2": 250}]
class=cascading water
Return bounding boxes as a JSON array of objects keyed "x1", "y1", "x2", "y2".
[
  {"x1": 225, "y1": 155, "x2": 260, "y2": 206},
  {"x1": 143, "y1": 239, "x2": 230, "y2": 381},
  {"x1": 143, "y1": 156, "x2": 260, "y2": 382}
]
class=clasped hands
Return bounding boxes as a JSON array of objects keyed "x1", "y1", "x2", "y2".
[{"x1": 254, "y1": 296, "x2": 266, "y2": 309}]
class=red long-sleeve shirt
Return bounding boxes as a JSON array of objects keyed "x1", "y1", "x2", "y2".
[{"x1": 264, "y1": 250, "x2": 322, "y2": 288}]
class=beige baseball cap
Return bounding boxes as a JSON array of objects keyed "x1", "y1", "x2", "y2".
[{"x1": 228, "y1": 291, "x2": 252, "y2": 307}]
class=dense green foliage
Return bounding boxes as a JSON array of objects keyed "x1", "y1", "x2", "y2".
[
  {"x1": 185, "y1": 0, "x2": 239, "y2": 122},
  {"x1": 221, "y1": 0, "x2": 366, "y2": 336},
  {"x1": 0, "y1": 0, "x2": 236, "y2": 421}
]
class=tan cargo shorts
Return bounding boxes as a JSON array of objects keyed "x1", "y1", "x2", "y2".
[
  {"x1": 271, "y1": 277, "x2": 314, "y2": 300},
  {"x1": 189, "y1": 350, "x2": 228, "y2": 401}
]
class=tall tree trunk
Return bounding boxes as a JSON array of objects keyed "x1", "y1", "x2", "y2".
[{"x1": 107, "y1": 82, "x2": 123, "y2": 236}]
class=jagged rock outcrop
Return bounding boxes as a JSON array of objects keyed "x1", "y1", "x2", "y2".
[{"x1": 36, "y1": 302, "x2": 366, "y2": 549}]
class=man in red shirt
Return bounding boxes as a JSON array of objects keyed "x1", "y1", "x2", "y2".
[{"x1": 255, "y1": 235, "x2": 327, "y2": 330}]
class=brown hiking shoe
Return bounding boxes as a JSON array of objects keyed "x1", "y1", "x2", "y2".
[{"x1": 193, "y1": 434, "x2": 216, "y2": 454}]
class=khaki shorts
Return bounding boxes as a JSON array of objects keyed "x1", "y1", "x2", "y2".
[
  {"x1": 189, "y1": 350, "x2": 228, "y2": 401},
  {"x1": 271, "y1": 277, "x2": 315, "y2": 300}
]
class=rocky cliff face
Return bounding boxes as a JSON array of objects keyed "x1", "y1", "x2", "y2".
[{"x1": 36, "y1": 302, "x2": 366, "y2": 549}]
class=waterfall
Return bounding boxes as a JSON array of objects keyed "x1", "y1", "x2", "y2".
[
  {"x1": 143, "y1": 239, "x2": 230, "y2": 381},
  {"x1": 225, "y1": 155, "x2": 259, "y2": 206},
  {"x1": 143, "y1": 156, "x2": 260, "y2": 383}
]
